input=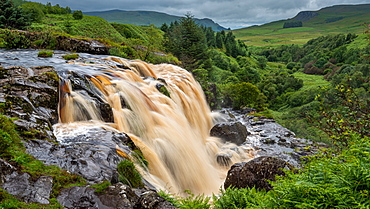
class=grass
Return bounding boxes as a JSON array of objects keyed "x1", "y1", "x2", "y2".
[
  {"x1": 233, "y1": 4, "x2": 370, "y2": 46},
  {"x1": 29, "y1": 14, "x2": 126, "y2": 43},
  {"x1": 292, "y1": 72, "x2": 330, "y2": 91},
  {"x1": 0, "y1": 114, "x2": 86, "y2": 207},
  {"x1": 38, "y1": 50, "x2": 53, "y2": 57},
  {"x1": 62, "y1": 53, "x2": 79, "y2": 60}
]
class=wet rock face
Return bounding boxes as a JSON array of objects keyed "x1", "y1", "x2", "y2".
[
  {"x1": 0, "y1": 159, "x2": 53, "y2": 204},
  {"x1": 224, "y1": 156, "x2": 292, "y2": 191},
  {"x1": 0, "y1": 65, "x2": 59, "y2": 140},
  {"x1": 57, "y1": 183, "x2": 176, "y2": 209},
  {"x1": 25, "y1": 129, "x2": 132, "y2": 184},
  {"x1": 210, "y1": 122, "x2": 250, "y2": 145},
  {"x1": 3, "y1": 173, "x2": 53, "y2": 204},
  {"x1": 219, "y1": 109, "x2": 323, "y2": 167}
]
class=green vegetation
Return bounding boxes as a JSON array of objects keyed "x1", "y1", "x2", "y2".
[
  {"x1": 211, "y1": 136, "x2": 370, "y2": 208},
  {"x1": 90, "y1": 181, "x2": 111, "y2": 194},
  {"x1": 283, "y1": 21, "x2": 302, "y2": 28},
  {"x1": 159, "y1": 190, "x2": 211, "y2": 209},
  {"x1": 117, "y1": 160, "x2": 143, "y2": 188},
  {"x1": 37, "y1": 50, "x2": 53, "y2": 57},
  {"x1": 233, "y1": 4, "x2": 370, "y2": 46},
  {"x1": 0, "y1": 114, "x2": 86, "y2": 208},
  {"x1": 62, "y1": 53, "x2": 79, "y2": 60},
  {"x1": 72, "y1": 10, "x2": 83, "y2": 20},
  {"x1": 1, "y1": 1, "x2": 370, "y2": 207},
  {"x1": 0, "y1": 0, "x2": 31, "y2": 29}
]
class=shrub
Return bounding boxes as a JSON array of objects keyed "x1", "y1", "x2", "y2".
[
  {"x1": 0, "y1": 0, "x2": 31, "y2": 29},
  {"x1": 117, "y1": 160, "x2": 143, "y2": 188},
  {"x1": 72, "y1": 10, "x2": 83, "y2": 20},
  {"x1": 268, "y1": 135, "x2": 370, "y2": 208},
  {"x1": 2, "y1": 29, "x2": 31, "y2": 49},
  {"x1": 224, "y1": 82, "x2": 267, "y2": 110},
  {"x1": 38, "y1": 50, "x2": 53, "y2": 57},
  {"x1": 213, "y1": 187, "x2": 267, "y2": 209},
  {"x1": 159, "y1": 190, "x2": 211, "y2": 209},
  {"x1": 283, "y1": 21, "x2": 302, "y2": 28}
]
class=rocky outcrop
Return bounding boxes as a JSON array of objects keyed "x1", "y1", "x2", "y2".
[
  {"x1": 25, "y1": 129, "x2": 134, "y2": 184},
  {"x1": 210, "y1": 122, "x2": 250, "y2": 145},
  {"x1": 56, "y1": 36, "x2": 109, "y2": 55},
  {"x1": 224, "y1": 156, "x2": 293, "y2": 191},
  {"x1": 8, "y1": 30, "x2": 110, "y2": 55},
  {"x1": 57, "y1": 183, "x2": 175, "y2": 209},
  {"x1": 292, "y1": 11, "x2": 319, "y2": 22},
  {"x1": 0, "y1": 65, "x2": 59, "y2": 140},
  {"x1": 0, "y1": 159, "x2": 53, "y2": 204},
  {"x1": 220, "y1": 109, "x2": 324, "y2": 167}
]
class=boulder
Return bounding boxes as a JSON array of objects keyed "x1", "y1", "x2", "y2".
[
  {"x1": 224, "y1": 156, "x2": 292, "y2": 191},
  {"x1": 210, "y1": 122, "x2": 249, "y2": 145}
]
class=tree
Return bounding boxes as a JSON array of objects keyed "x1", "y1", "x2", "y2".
[
  {"x1": 283, "y1": 21, "x2": 302, "y2": 28},
  {"x1": 164, "y1": 13, "x2": 208, "y2": 71},
  {"x1": 160, "y1": 23, "x2": 168, "y2": 32},
  {"x1": 21, "y1": 2, "x2": 45, "y2": 22},
  {"x1": 72, "y1": 10, "x2": 83, "y2": 20},
  {"x1": 224, "y1": 82, "x2": 267, "y2": 110},
  {"x1": 0, "y1": 0, "x2": 31, "y2": 29}
]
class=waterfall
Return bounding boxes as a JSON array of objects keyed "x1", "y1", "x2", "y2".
[{"x1": 56, "y1": 56, "x2": 254, "y2": 195}]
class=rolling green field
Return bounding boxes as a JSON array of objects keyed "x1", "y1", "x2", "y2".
[
  {"x1": 293, "y1": 72, "x2": 330, "y2": 91},
  {"x1": 233, "y1": 4, "x2": 370, "y2": 46}
]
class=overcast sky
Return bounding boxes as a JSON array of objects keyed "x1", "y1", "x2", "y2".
[{"x1": 31, "y1": 0, "x2": 370, "y2": 29}]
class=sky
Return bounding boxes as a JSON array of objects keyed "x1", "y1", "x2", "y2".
[{"x1": 32, "y1": 0, "x2": 370, "y2": 29}]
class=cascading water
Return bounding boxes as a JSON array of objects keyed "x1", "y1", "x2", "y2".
[{"x1": 56, "y1": 56, "x2": 255, "y2": 195}]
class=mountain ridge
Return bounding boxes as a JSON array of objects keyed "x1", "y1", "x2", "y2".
[{"x1": 84, "y1": 10, "x2": 228, "y2": 32}]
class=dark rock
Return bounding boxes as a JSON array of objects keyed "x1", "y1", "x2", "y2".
[
  {"x1": 0, "y1": 66, "x2": 59, "y2": 140},
  {"x1": 56, "y1": 36, "x2": 109, "y2": 55},
  {"x1": 0, "y1": 158, "x2": 17, "y2": 184},
  {"x1": 25, "y1": 130, "x2": 133, "y2": 184},
  {"x1": 57, "y1": 183, "x2": 175, "y2": 209},
  {"x1": 57, "y1": 186, "x2": 107, "y2": 209},
  {"x1": 261, "y1": 138, "x2": 276, "y2": 144},
  {"x1": 210, "y1": 122, "x2": 250, "y2": 145},
  {"x1": 98, "y1": 183, "x2": 138, "y2": 208},
  {"x1": 2, "y1": 172, "x2": 53, "y2": 204},
  {"x1": 64, "y1": 71, "x2": 114, "y2": 122},
  {"x1": 250, "y1": 120, "x2": 265, "y2": 126},
  {"x1": 135, "y1": 190, "x2": 176, "y2": 209},
  {"x1": 293, "y1": 11, "x2": 319, "y2": 22},
  {"x1": 224, "y1": 156, "x2": 292, "y2": 191},
  {"x1": 216, "y1": 154, "x2": 232, "y2": 167}
]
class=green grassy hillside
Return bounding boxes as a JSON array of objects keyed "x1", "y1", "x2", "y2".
[
  {"x1": 30, "y1": 14, "x2": 126, "y2": 43},
  {"x1": 233, "y1": 4, "x2": 370, "y2": 46},
  {"x1": 84, "y1": 10, "x2": 228, "y2": 32}
]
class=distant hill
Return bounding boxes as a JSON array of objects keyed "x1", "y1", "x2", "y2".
[
  {"x1": 233, "y1": 4, "x2": 370, "y2": 46},
  {"x1": 84, "y1": 10, "x2": 228, "y2": 32}
]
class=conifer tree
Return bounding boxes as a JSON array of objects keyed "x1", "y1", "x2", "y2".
[
  {"x1": 0, "y1": 0, "x2": 31, "y2": 29},
  {"x1": 164, "y1": 13, "x2": 208, "y2": 71}
]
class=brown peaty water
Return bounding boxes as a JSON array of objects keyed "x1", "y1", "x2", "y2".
[{"x1": 57, "y1": 56, "x2": 255, "y2": 196}]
